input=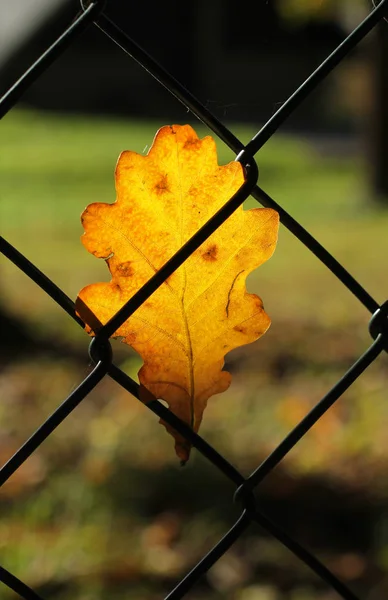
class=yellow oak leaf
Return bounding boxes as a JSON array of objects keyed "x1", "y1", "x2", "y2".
[{"x1": 76, "y1": 124, "x2": 279, "y2": 462}]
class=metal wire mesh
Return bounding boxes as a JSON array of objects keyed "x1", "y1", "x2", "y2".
[{"x1": 1, "y1": 1, "x2": 387, "y2": 599}]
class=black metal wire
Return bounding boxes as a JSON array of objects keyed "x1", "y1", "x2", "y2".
[
  {"x1": 92, "y1": 13, "x2": 245, "y2": 155},
  {"x1": 95, "y1": 0, "x2": 385, "y2": 337},
  {"x1": 252, "y1": 511, "x2": 359, "y2": 600},
  {"x1": 245, "y1": 0, "x2": 388, "y2": 155},
  {"x1": 110, "y1": 363, "x2": 362, "y2": 600},
  {"x1": 1, "y1": 0, "x2": 387, "y2": 599},
  {"x1": 0, "y1": 223, "x2": 366, "y2": 600},
  {"x1": 108, "y1": 364, "x2": 245, "y2": 484},
  {"x1": 0, "y1": 566, "x2": 45, "y2": 600},
  {"x1": 109, "y1": 363, "x2": 361, "y2": 600},
  {"x1": 91, "y1": 6, "x2": 381, "y2": 315},
  {"x1": 0, "y1": 1, "x2": 106, "y2": 121},
  {"x1": 0, "y1": 236, "x2": 362, "y2": 600},
  {"x1": 0, "y1": 358, "x2": 110, "y2": 487},
  {"x1": 369, "y1": 300, "x2": 388, "y2": 351},
  {"x1": 0, "y1": 232, "x2": 364, "y2": 599},
  {"x1": 98, "y1": 152, "x2": 258, "y2": 338},
  {"x1": 0, "y1": 238, "x2": 374, "y2": 599},
  {"x1": 0, "y1": 237, "x2": 84, "y2": 327},
  {"x1": 251, "y1": 187, "x2": 380, "y2": 314},
  {"x1": 165, "y1": 511, "x2": 252, "y2": 600},
  {"x1": 235, "y1": 335, "x2": 385, "y2": 497}
]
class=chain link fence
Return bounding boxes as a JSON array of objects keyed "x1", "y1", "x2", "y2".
[{"x1": 1, "y1": 1, "x2": 388, "y2": 598}]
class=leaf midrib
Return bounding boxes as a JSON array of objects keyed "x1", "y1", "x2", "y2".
[{"x1": 175, "y1": 134, "x2": 195, "y2": 429}]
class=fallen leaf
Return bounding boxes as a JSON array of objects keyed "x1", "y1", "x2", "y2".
[{"x1": 76, "y1": 124, "x2": 279, "y2": 461}]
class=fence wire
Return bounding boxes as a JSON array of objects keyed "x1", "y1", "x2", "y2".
[{"x1": 1, "y1": 0, "x2": 388, "y2": 599}]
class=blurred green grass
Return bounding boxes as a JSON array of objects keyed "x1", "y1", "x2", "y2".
[{"x1": 1, "y1": 110, "x2": 388, "y2": 600}]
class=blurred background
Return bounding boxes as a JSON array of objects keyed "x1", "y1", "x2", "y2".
[{"x1": 1, "y1": 1, "x2": 388, "y2": 599}]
